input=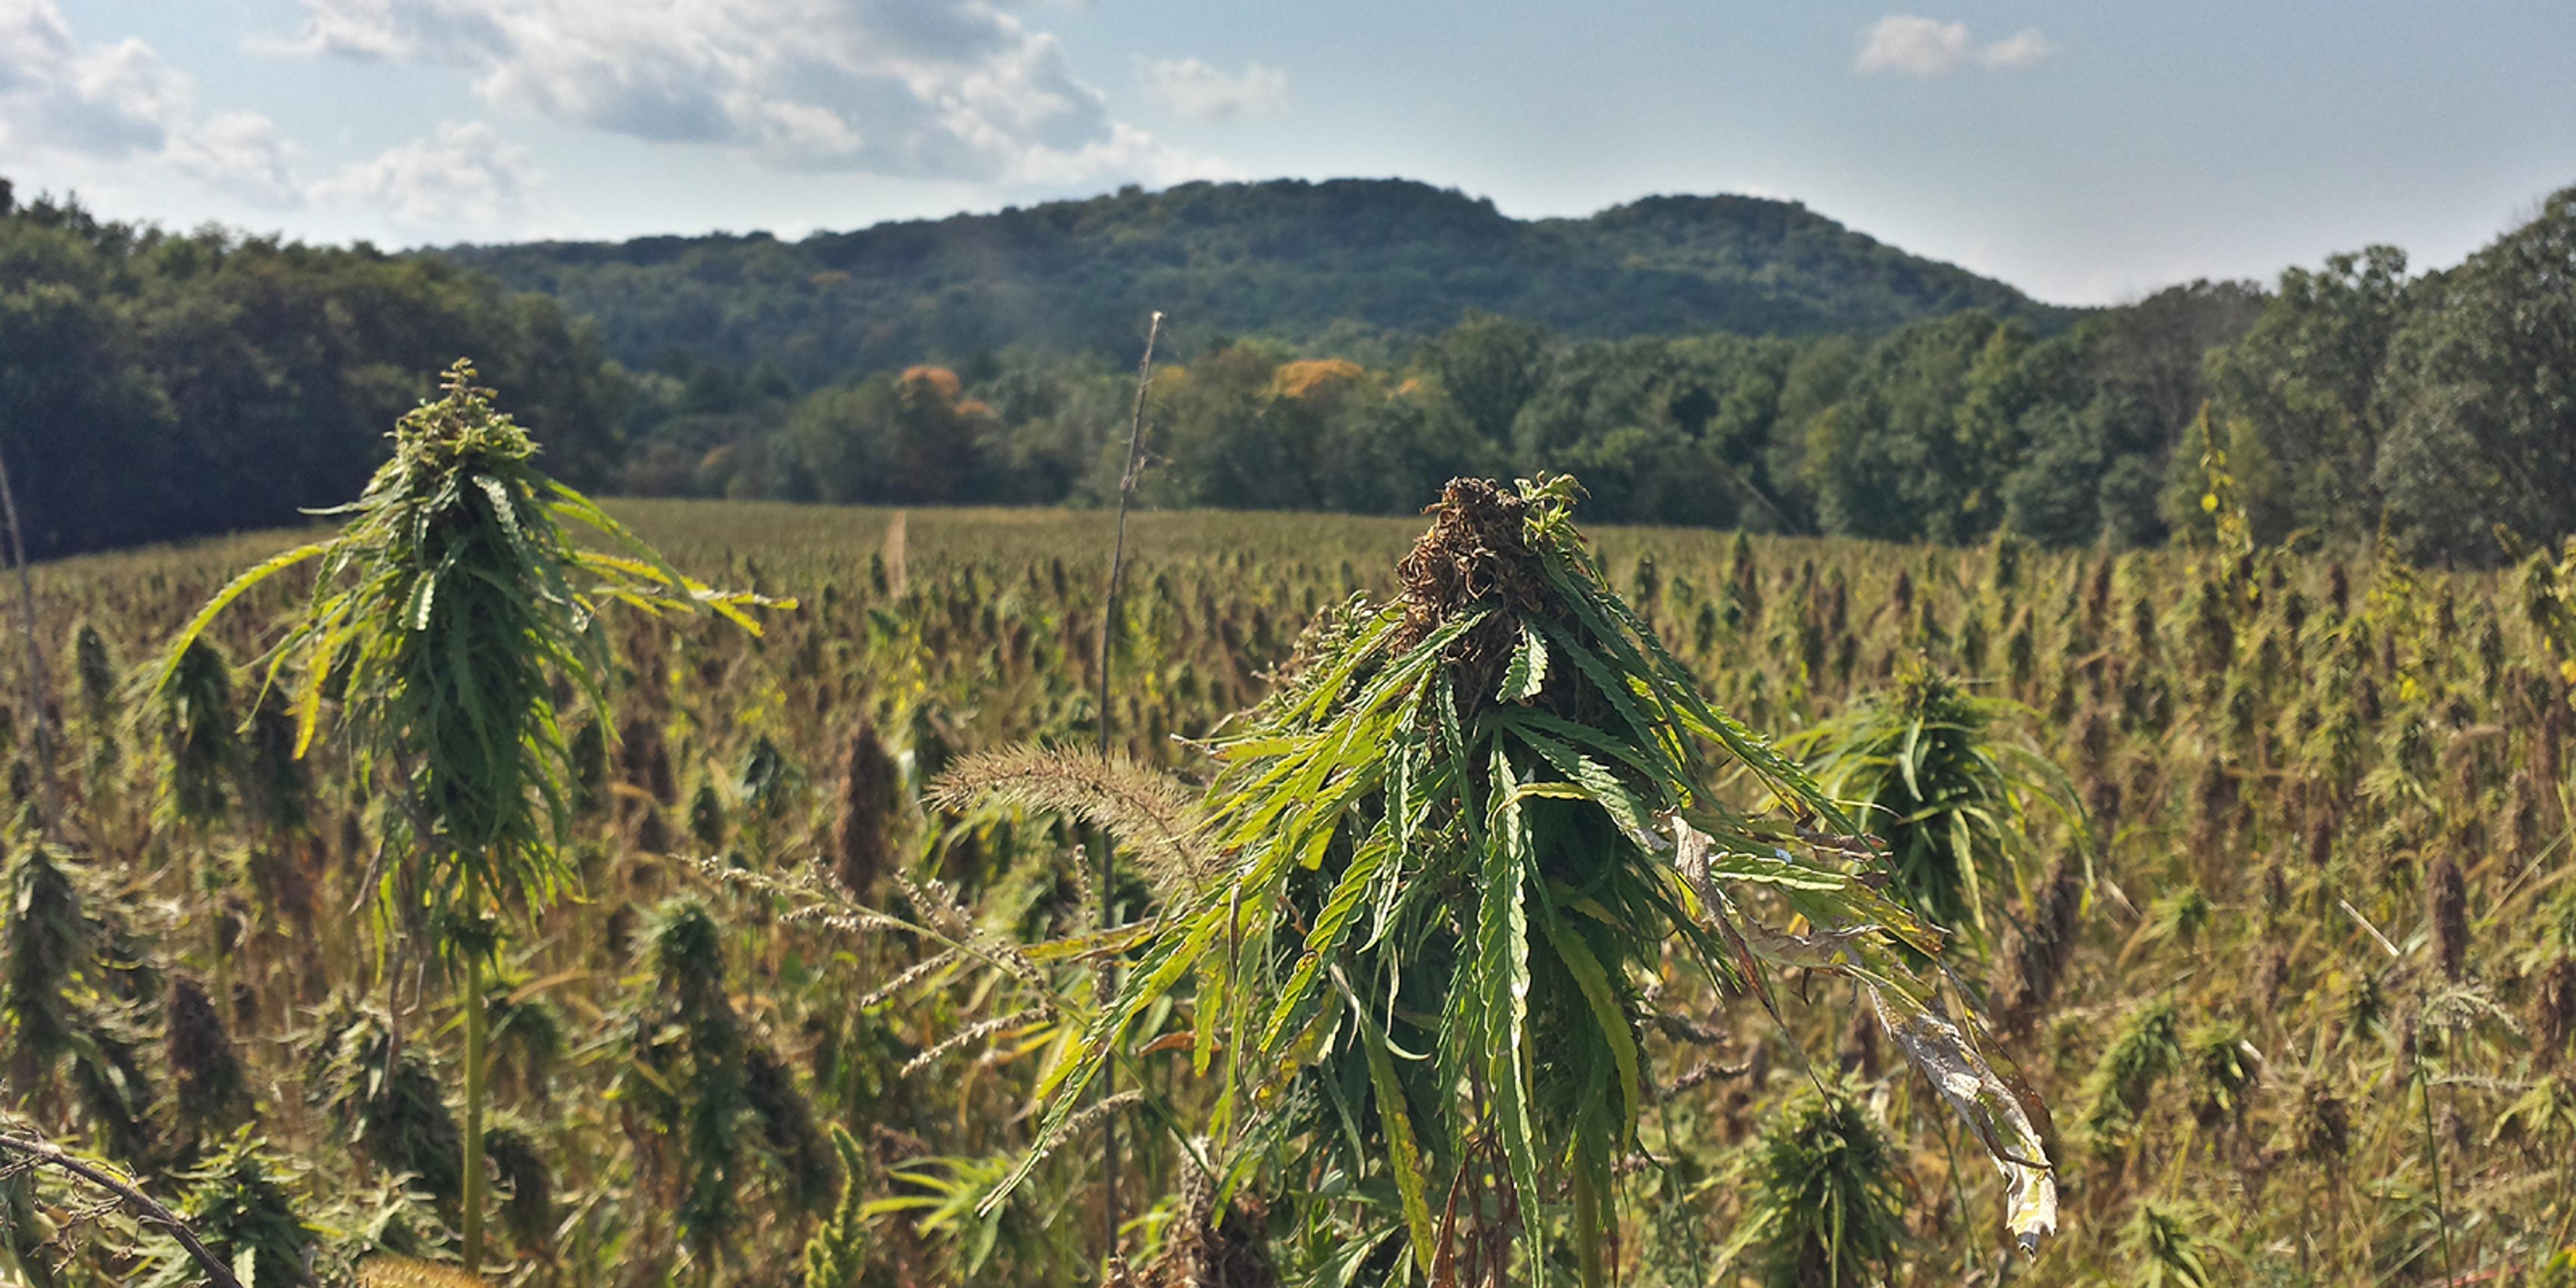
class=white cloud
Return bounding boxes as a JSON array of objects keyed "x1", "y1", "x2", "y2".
[
  {"x1": 1855, "y1": 14, "x2": 2057, "y2": 76},
  {"x1": 268, "y1": 0, "x2": 1221, "y2": 186},
  {"x1": 1856, "y1": 16, "x2": 1970, "y2": 76},
  {"x1": 1980, "y1": 29, "x2": 2058, "y2": 69},
  {"x1": 167, "y1": 111, "x2": 302, "y2": 205},
  {"x1": 1, "y1": 0, "x2": 300, "y2": 204},
  {"x1": 1137, "y1": 56, "x2": 1289, "y2": 122},
  {"x1": 310, "y1": 120, "x2": 547, "y2": 233}
]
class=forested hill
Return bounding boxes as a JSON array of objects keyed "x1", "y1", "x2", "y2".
[
  {"x1": 9, "y1": 175, "x2": 2569, "y2": 566},
  {"x1": 437, "y1": 178, "x2": 2076, "y2": 386}
]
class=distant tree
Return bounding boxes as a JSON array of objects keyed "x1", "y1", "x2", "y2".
[
  {"x1": 0, "y1": 283, "x2": 174, "y2": 553},
  {"x1": 2199, "y1": 246, "x2": 2411, "y2": 543},
  {"x1": 2375, "y1": 187, "x2": 2576, "y2": 562},
  {"x1": 2001, "y1": 399, "x2": 2106, "y2": 545},
  {"x1": 1807, "y1": 311, "x2": 2024, "y2": 543},
  {"x1": 1765, "y1": 333, "x2": 1860, "y2": 529},
  {"x1": 1996, "y1": 282, "x2": 2263, "y2": 548},
  {"x1": 784, "y1": 366, "x2": 995, "y2": 504},
  {"x1": 1421, "y1": 311, "x2": 1550, "y2": 445},
  {"x1": 0, "y1": 194, "x2": 627, "y2": 558},
  {"x1": 1146, "y1": 340, "x2": 1310, "y2": 511}
]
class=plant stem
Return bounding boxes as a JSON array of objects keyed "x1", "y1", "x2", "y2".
[
  {"x1": 1570, "y1": 1158, "x2": 1604, "y2": 1288},
  {"x1": 1, "y1": 1128, "x2": 244, "y2": 1288},
  {"x1": 1939, "y1": 1115, "x2": 1974, "y2": 1279},
  {"x1": 2418, "y1": 1072, "x2": 2455, "y2": 1284},
  {"x1": 462, "y1": 876, "x2": 490, "y2": 1271},
  {"x1": 2299, "y1": 1183, "x2": 2314, "y2": 1281},
  {"x1": 1093, "y1": 309, "x2": 1161, "y2": 1267}
]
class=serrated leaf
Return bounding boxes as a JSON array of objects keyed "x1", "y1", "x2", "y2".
[
  {"x1": 1540, "y1": 912, "x2": 1640, "y2": 1144},
  {"x1": 1260, "y1": 838, "x2": 1391, "y2": 1053},
  {"x1": 1482, "y1": 746, "x2": 1547, "y2": 1284},
  {"x1": 1499, "y1": 622, "x2": 1549, "y2": 702}
]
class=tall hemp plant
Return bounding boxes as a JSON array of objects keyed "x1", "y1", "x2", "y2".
[
  {"x1": 154, "y1": 360, "x2": 786, "y2": 1270},
  {"x1": 1789, "y1": 657, "x2": 2082, "y2": 947},
  {"x1": 936, "y1": 478, "x2": 2057, "y2": 1285}
]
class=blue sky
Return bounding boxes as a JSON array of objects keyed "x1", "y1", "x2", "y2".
[{"x1": 8, "y1": 0, "x2": 2573, "y2": 305}]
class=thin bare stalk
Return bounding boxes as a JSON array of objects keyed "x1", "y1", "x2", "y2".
[
  {"x1": 1, "y1": 1128, "x2": 244, "y2": 1288},
  {"x1": 2418, "y1": 1072, "x2": 2455, "y2": 1284},
  {"x1": 1093, "y1": 309, "x2": 1161, "y2": 1265},
  {"x1": 462, "y1": 930, "x2": 490, "y2": 1271}
]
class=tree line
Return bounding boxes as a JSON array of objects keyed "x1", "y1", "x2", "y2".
[
  {"x1": 0, "y1": 181, "x2": 622, "y2": 558},
  {"x1": 444, "y1": 177, "x2": 2068, "y2": 387},
  {"x1": 5, "y1": 178, "x2": 2572, "y2": 563},
  {"x1": 636, "y1": 183, "x2": 2575, "y2": 564}
]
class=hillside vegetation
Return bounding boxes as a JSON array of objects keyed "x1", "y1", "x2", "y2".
[
  {"x1": 0, "y1": 182, "x2": 623, "y2": 558},
  {"x1": 627, "y1": 186, "x2": 2576, "y2": 566},
  {"x1": 3, "y1": 180, "x2": 2570, "y2": 572},
  {"x1": 440, "y1": 178, "x2": 2072, "y2": 384}
]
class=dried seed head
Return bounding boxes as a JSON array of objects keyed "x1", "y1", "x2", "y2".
[
  {"x1": 570, "y1": 716, "x2": 608, "y2": 816},
  {"x1": 2084, "y1": 773, "x2": 2123, "y2": 842},
  {"x1": 1837, "y1": 1002, "x2": 1882, "y2": 1078},
  {"x1": 2084, "y1": 556, "x2": 2114, "y2": 633},
  {"x1": 2534, "y1": 957, "x2": 2576, "y2": 1069},
  {"x1": 2426, "y1": 855, "x2": 2469, "y2": 981},
  {"x1": 166, "y1": 975, "x2": 244, "y2": 1130},
  {"x1": 1996, "y1": 861, "x2": 2084, "y2": 1037},
  {"x1": 686, "y1": 778, "x2": 726, "y2": 851},
  {"x1": 633, "y1": 806, "x2": 672, "y2": 855},
  {"x1": 2074, "y1": 706, "x2": 2113, "y2": 770},
  {"x1": 2306, "y1": 810, "x2": 2336, "y2": 869},
  {"x1": 484, "y1": 1122, "x2": 554, "y2": 1248},
  {"x1": 620, "y1": 708, "x2": 673, "y2": 808},
  {"x1": 72, "y1": 619, "x2": 116, "y2": 724},
  {"x1": 2255, "y1": 947, "x2": 2291, "y2": 1020},
  {"x1": 1393, "y1": 478, "x2": 1550, "y2": 709},
  {"x1": 833, "y1": 720, "x2": 899, "y2": 898},
  {"x1": 2293, "y1": 1078, "x2": 2351, "y2": 1163}
]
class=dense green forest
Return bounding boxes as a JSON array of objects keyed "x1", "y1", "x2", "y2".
[
  {"x1": 0, "y1": 180, "x2": 623, "y2": 558},
  {"x1": 618, "y1": 183, "x2": 2576, "y2": 565},
  {"x1": 441, "y1": 178, "x2": 2072, "y2": 384},
  {"x1": 3, "y1": 177, "x2": 2573, "y2": 565}
]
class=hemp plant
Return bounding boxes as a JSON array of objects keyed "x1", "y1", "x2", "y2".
[
  {"x1": 154, "y1": 360, "x2": 786, "y2": 1269},
  {"x1": 1790, "y1": 658, "x2": 2082, "y2": 947},
  {"x1": 946, "y1": 478, "x2": 2057, "y2": 1285}
]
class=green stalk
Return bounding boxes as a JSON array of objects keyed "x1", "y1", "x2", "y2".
[
  {"x1": 2418, "y1": 1073, "x2": 2453, "y2": 1285},
  {"x1": 149, "y1": 362, "x2": 782, "y2": 1278},
  {"x1": 462, "y1": 873, "x2": 490, "y2": 1272},
  {"x1": 1570, "y1": 1159, "x2": 1605, "y2": 1288}
]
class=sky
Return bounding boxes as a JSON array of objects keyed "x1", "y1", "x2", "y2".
[{"x1": 5, "y1": 0, "x2": 2573, "y2": 306}]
